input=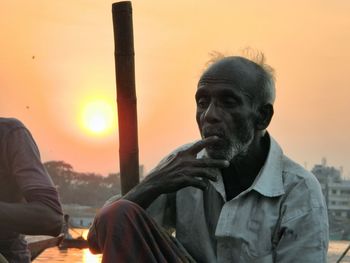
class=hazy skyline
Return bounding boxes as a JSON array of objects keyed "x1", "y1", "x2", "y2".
[{"x1": 1, "y1": 0, "x2": 349, "y2": 177}]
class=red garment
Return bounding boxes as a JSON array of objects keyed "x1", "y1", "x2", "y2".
[{"x1": 88, "y1": 199, "x2": 194, "y2": 263}]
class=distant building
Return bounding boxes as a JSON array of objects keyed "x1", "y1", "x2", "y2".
[{"x1": 312, "y1": 161, "x2": 350, "y2": 219}]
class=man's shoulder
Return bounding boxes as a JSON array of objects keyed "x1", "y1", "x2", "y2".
[
  {"x1": 282, "y1": 155, "x2": 325, "y2": 207},
  {"x1": 282, "y1": 156, "x2": 311, "y2": 178},
  {"x1": 282, "y1": 155, "x2": 318, "y2": 184},
  {"x1": 159, "y1": 142, "x2": 197, "y2": 161},
  {"x1": 150, "y1": 142, "x2": 198, "y2": 173},
  {"x1": 170, "y1": 142, "x2": 197, "y2": 154}
]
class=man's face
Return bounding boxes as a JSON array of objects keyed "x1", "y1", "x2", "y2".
[{"x1": 195, "y1": 81, "x2": 256, "y2": 161}]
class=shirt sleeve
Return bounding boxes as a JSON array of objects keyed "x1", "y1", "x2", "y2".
[
  {"x1": 147, "y1": 192, "x2": 176, "y2": 230},
  {"x1": 6, "y1": 127, "x2": 63, "y2": 214},
  {"x1": 273, "y1": 178, "x2": 329, "y2": 263}
]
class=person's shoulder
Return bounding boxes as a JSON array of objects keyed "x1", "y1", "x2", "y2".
[
  {"x1": 270, "y1": 135, "x2": 319, "y2": 188},
  {"x1": 150, "y1": 141, "x2": 198, "y2": 172},
  {"x1": 283, "y1": 156, "x2": 318, "y2": 184},
  {"x1": 282, "y1": 155, "x2": 325, "y2": 206},
  {"x1": 0, "y1": 117, "x2": 25, "y2": 130},
  {"x1": 0, "y1": 118, "x2": 27, "y2": 139},
  {"x1": 171, "y1": 142, "x2": 197, "y2": 154},
  {"x1": 162, "y1": 142, "x2": 197, "y2": 158}
]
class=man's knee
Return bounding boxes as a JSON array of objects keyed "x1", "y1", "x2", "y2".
[
  {"x1": 93, "y1": 199, "x2": 145, "y2": 235},
  {"x1": 100, "y1": 199, "x2": 143, "y2": 221},
  {"x1": 88, "y1": 199, "x2": 144, "y2": 253}
]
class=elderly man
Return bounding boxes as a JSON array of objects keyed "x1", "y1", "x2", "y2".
[
  {"x1": 88, "y1": 55, "x2": 329, "y2": 262},
  {"x1": 0, "y1": 118, "x2": 63, "y2": 263}
]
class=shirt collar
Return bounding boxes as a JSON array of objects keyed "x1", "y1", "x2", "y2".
[
  {"x1": 197, "y1": 134, "x2": 285, "y2": 200},
  {"x1": 251, "y1": 135, "x2": 285, "y2": 197}
]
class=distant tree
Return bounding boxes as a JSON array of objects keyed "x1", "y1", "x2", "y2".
[
  {"x1": 44, "y1": 161, "x2": 121, "y2": 207},
  {"x1": 45, "y1": 160, "x2": 73, "y2": 172}
]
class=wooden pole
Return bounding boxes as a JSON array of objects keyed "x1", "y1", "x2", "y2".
[{"x1": 112, "y1": 1, "x2": 140, "y2": 195}]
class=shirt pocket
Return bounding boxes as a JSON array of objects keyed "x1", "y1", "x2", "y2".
[
  {"x1": 243, "y1": 217, "x2": 273, "y2": 258},
  {"x1": 240, "y1": 247, "x2": 273, "y2": 263}
]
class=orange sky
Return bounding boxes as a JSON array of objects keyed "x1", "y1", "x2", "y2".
[{"x1": 1, "y1": 0, "x2": 349, "y2": 177}]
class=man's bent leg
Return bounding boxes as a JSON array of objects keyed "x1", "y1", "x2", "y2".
[{"x1": 87, "y1": 199, "x2": 194, "y2": 263}]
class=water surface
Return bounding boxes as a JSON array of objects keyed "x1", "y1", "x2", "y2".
[{"x1": 35, "y1": 232, "x2": 350, "y2": 263}]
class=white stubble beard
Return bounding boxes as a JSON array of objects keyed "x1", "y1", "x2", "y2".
[
  {"x1": 206, "y1": 129, "x2": 254, "y2": 162},
  {"x1": 224, "y1": 133, "x2": 254, "y2": 161}
]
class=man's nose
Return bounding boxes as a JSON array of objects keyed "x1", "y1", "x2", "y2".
[{"x1": 203, "y1": 102, "x2": 221, "y2": 123}]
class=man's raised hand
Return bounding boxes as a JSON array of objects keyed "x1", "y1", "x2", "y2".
[
  {"x1": 123, "y1": 136, "x2": 229, "y2": 208},
  {"x1": 145, "y1": 136, "x2": 229, "y2": 193}
]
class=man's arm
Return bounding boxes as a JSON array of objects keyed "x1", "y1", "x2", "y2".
[
  {"x1": 273, "y1": 206, "x2": 328, "y2": 262},
  {"x1": 273, "y1": 177, "x2": 329, "y2": 263},
  {"x1": 0, "y1": 201, "x2": 62, "y2": 236},
  {"x1": 0, "y1": 125, "x2": 63, "y2": 236}
]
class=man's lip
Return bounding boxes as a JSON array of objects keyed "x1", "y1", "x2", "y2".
[
  {"x1": 204, "y1": 134, "x2": 223, "y2": 139},
  {"x1": 203, "y1": 131, "x2": 225, "y2": 139},
  {"x1": 206, "y1": 139, "x2": 225, "y2": 150}
]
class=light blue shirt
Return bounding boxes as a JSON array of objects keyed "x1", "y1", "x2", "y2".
[{"x1": 147, "y1": 135, "x2": 329, "y2": 263}]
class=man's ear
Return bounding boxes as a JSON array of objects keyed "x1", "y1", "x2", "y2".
[{"x1": 255, "y1": 104, "x2": 274, "y2": 130}]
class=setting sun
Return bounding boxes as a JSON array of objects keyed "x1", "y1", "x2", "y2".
[{"x1": 81, "y1": 100, "x2": 115, "y2": 136}]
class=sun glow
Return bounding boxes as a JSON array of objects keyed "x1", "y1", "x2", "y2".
[
  {"x1": 80, "y1": 100, "x2": 116, "y2": 136},
  {"x1": 83, "y1": 248, "x2": 102, "y2": 263}
]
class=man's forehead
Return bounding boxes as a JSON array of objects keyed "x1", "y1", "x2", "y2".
[
  {"x1": 197, "y1": 77, "x2": 241, "y2": 89},
  {"x1": 197, "y1": 81, "x2": 238, "y2": 91},
  {"x1": 197, "y1": 57, "x2": 258, "y2": 98},
  {"x1": 196, "y1": 81, "x2": 254, "y2": 101},
  {"x1": 199, "y1": 57, "x2": 258, "y2": 84}
]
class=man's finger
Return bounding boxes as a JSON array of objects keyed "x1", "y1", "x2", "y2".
[
  {"x1": 188, "y1": 179, "x2": 208, "y2": 191},
  {"x1": 181, "y1": 168, "x2": 220, "y2": 182},
  {"x1": 179, "y1": 176, "x2": 208, "y2": 191},
  {"x1": 186, "y1": 136, "x2": 220, "y2": 155},
  {"x1": 191, "y1": 159, "x2": 229, "y2": 168}
]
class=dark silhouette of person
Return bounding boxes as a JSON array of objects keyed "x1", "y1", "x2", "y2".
[{"x1": 0, "y1": 118, "x2": 63, "y2": 263}]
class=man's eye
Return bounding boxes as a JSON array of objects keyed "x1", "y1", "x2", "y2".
[
  {"x1": 221, "y1": 98, "x2": 238, "y2": 107},
  {"x1": 197, "y1": 98, "x2": 209, "y2": 108}
]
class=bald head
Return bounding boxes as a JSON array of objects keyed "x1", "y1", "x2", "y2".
[{"x1": 198, "y1": 56, "x2": 275, "y2": 108}]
